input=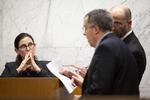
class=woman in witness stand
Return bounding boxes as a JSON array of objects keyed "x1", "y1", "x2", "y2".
[{"x1": 1, "y1": 33, "x2": 53, "y2": 77}]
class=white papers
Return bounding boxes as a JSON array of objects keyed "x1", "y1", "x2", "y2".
[{"x1": 47, "y1": 60, "x2": 76, "y2": 93}]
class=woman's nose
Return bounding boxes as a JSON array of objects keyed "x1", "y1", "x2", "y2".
[{"x1": 26, "y1": 46, "x2": 30, "y2": 50}]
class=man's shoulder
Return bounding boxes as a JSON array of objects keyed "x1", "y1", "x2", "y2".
[
  {"x1": 125, "y1": 32, "x2": 139, "y2": 43},
  {"x1": 101, "y1": 33, "x2": 124, "y2": 46},
  {"x1": 125, "y1": 32, "x2": 145, "y2": 51}
]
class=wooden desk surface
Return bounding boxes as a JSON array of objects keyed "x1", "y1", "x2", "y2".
[
  {"x1": 0, "y1": 77, "x2": 61, "y2": 99},
  {"x1": 0, "y1": 77, "x2": 139, "y2": 100}
]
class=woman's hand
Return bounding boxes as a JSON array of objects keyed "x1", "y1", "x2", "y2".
[
  {"x1": 16, "y1": 52, "x2": 41, "y2": 73},
  {"x1": 29, "y1": 52, "x2": 41, "y2": 72},
  {"x1": 16, "y1": 52, "x2": 31, "y2": 73}
]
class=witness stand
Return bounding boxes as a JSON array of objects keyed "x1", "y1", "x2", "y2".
[
  {"x1": 0, "y1": 77, "x2": 64, "y2": 99},
  {"x1": 0, "y1": 77, "x2": 139, "y2": 100}
]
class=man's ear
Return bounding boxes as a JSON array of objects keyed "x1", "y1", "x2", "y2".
[
  {"x1": 128, "y1": 20, "x2": 132, "y2": 30},
  {"x1": 128, "y1": 20, "x2": 132, "y2": 25},
  {"x1": 94, "y1": 25, "x2": 100, "y2": 35}
]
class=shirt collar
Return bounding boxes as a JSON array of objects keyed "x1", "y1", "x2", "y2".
[
  {"x1": 96, "y1": 32, "x2": 111, "y2": 48},
  {"x1": 121, "y1": 30, "x2": 132, "y2": 40}
]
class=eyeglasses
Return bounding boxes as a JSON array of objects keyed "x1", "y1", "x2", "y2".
[{"x1": 19, "y1": 42, "x2": 35, "y2": 50}]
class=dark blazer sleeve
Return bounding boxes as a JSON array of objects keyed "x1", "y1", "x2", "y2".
[
  {"x1": 1, "y1": 62, "x2": 19, "y2": 77},
  {"x1": 35, "y1": 61, "x2": 55, "y2": 77},
  {"x1": 1, "y1": 61, "x2": 55, "y2": 77},
  {"x1": 83, "y1": 44, "x2": 116, "y2": 94},
  {"x1": 123, "y1": 32, "x2": 146, "y2": 82},
  {"x1": 82, "y1": 34, "x2": 139, "y2": 95}
]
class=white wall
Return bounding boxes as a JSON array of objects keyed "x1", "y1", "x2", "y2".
[
  {"x1": 0, "y1": 0, "x2": 3, "y2": 71},
  {"x1": 0, "y1": 0, "x2": 150, "y2": 98}
]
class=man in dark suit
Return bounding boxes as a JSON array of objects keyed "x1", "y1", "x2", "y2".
[
  {"x1": 110, "y1": 5, "x2": 146, "y2": 84},
  {"x1": 59, "y1": 9, "x2": 139, "y2": 96},
  {"x1": 67, "y1": 9, "x2": 139, "y2": 96}
]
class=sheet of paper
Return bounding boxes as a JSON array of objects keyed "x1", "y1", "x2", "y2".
[{"x1": 47, "y1": 60, "x2": 76, "y2": 93}]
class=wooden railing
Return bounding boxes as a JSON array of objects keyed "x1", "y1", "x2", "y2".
[
  {"x1": 0, "y1": 77, "x2": 139, "y2": 100},
  {"x1": 0, "y1": 77, "x2": 62, "y2": 99}
]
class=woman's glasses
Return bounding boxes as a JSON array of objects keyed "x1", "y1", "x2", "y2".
[{"x1": 19, "y1": 42, "x2": 35, "y2": 50}]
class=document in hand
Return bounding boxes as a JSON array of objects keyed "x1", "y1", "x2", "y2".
[{"x1": 47, "y1": 60, "x2": 76, "y2": 93}]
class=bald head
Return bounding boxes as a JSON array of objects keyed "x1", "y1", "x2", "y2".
[
  {"x1": 110, "y1": 5, "x2": 131, "y2": 21},
  {"x1": 110, "y1": 5, "x2": 132, "y2": 38}
]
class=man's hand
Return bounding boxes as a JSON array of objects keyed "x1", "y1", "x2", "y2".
[
  {"x1": 71, "y1": 64, "x2": 87, "y2": 78},
  {"x1": 59, "y1": 67, "x2": 72, "y2": 78},
  {"x1": 71, "y1": 71, "x2": 83, "y2": 88},
  {"x1": 59, "y1": 67, "x2": 83, "y2": 88}
]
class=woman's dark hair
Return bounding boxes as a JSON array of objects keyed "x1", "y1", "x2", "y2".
[
  {"x1": 14, "y1": 33, "x2": 34, "y2": 49},
  {"x1": 14, "y1": 33, "x2": 36, "y2": 63}
]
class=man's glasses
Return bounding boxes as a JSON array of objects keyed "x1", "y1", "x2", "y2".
[{"x1": 19, "y1": 42, "x2": 35, "y2": 50}]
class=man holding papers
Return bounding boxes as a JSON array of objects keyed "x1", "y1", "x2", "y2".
[{"x1": 59, "y1": 9, "x2": 139, "y2": 96}]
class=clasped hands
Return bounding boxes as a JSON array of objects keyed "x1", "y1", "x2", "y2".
[{"x1": 16, "y1": 52, "x2": 41, "y2": 73}]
